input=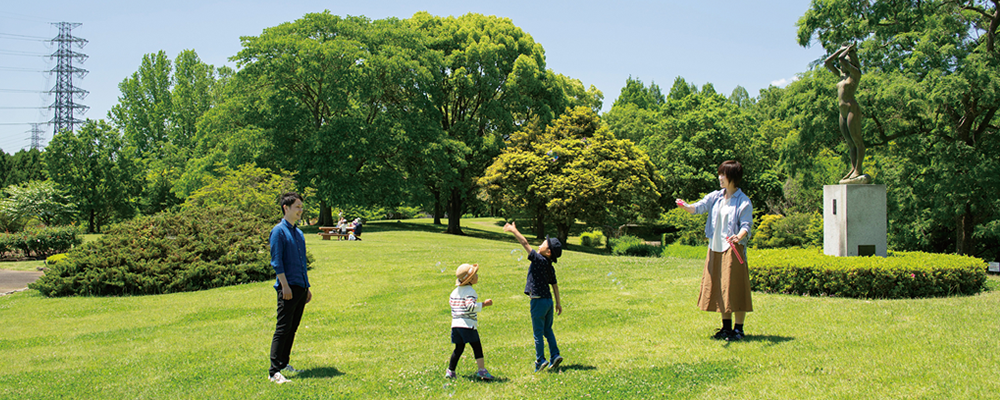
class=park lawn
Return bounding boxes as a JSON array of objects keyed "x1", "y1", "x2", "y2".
[{"x1": 0, "y1": 218, "x2": 997, "y2": 399}]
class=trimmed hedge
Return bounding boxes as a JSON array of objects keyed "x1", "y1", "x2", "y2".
[
  {"x1": 749, "y1": 248, "x2": 987, "y2": 299},
  {"x1": 30, "y1": 206, "x2": 281, "y2": 297},
  {"x1": 610, "y1": 235, "x2": 661, "y2": 257},
  {"x1": 0, "y1": 226, "x2": 82, "y2": 259}
]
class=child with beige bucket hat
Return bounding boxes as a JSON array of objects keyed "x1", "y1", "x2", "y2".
[{"x1": 445, "y1": 263, "x2": 495, "y2": 380}]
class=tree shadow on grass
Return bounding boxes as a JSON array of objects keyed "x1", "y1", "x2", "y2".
[
  {"x1": 297, "y1": 366, "x2": 345, "y2": 379},
  {"x1": 551, "y1": 364, "x2": 597, "y2": 372}
]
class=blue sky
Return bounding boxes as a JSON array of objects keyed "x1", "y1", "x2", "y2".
[{"x1": 0, "y1": 0, "x2": 826, "y2": 154}]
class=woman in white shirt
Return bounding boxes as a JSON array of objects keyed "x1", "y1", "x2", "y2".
[{"x1": 676, "y1": 160, "x2": 754, "y2": 341}]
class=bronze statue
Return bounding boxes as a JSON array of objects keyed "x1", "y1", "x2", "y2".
[{"x1": 825, "y1": 43, "x2": 871, "y2": 184}]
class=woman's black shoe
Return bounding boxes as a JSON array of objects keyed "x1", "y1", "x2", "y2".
[{"x1": 712, "y1": 328, "x2": 732, "y2": 340}]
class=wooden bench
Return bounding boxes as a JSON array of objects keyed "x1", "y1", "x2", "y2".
[
  {"x1": 318, "y1": 232, "x2": 350, "y2": 240},
  {"x1": 318, "y1": 226, "x2": 353, "y2": 240}
]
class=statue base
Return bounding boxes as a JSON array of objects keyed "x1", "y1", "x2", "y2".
[
  {"x1": 824, "y1": 184, "x2": 887, "y2": 257},
  {"x1": 838, "y1": 174, "x2": 872, "y2": 185}
]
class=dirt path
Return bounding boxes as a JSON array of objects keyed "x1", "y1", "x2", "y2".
[{"x1": 0, "y1": 270, "x2": 44, "y2": 295}]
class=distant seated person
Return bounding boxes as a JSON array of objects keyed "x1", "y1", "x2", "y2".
[
  {"x1": 337, "y1": 216, "x2": 348, "y2": 234},
  {"x1": 352, "y1": 218, "x2": 363, "y2": 240}
]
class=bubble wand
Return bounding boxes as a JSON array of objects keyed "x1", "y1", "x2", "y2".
[{"x1": 727, "y1": 236, "x2": 745, "y2": 265}]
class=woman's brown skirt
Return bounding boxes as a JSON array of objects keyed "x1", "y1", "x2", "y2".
[{"x1": 697, "y1": 245, "x2": 753, "y2": 312}]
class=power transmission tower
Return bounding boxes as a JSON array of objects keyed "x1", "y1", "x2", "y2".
[
  {"x1": 27, "y1": 123, "x2": 46, "y2": 150},
  {"x1": 48, "y1": 22, "x2": 89, "y2": 136}
]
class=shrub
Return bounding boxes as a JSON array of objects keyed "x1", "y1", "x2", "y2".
[
  {"x1": 0, "y1": 226, "x2": 82, "y2": 259},
  {"x1": 580, "y1": 231, "x2": 605, "y2": 248},
  {"x1": 46, "y1": 253, "x2": 69, "y2": 265},
  {"x1": 753, "y1": 213, "x2": 822, "y2": 249},
  {"x1": 659, "y1": 207, "x2": 706, "y2": 246},
  {"x1": 29, "y1": 206, "x2": 277, "y2": 297},
  {"x1": 749, "y1": 248, "x2": 987, "y2": 299},
  {"x1": 610, "y1": 235, "x2": 661, "y2": 257}
]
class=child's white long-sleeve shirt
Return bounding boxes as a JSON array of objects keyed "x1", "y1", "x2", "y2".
[{"x1": 450, "y1": 285, "x2": 483, "y2": 329}]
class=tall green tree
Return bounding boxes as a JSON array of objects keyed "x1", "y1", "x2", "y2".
[
  {"x1": 230, "y1": 12, "x2": 440, "y2": 226},
  {"x1": 44, "y1": 120, "x2": 140, "y2": 233},
  {"x1": 4, "y1": 148, "x2": 46, "y2": 187},
  {"x1": 612, "y1": 76, "x2": 664, "y2": 110},
  {"x1": 170, "y1": 50, "x2": 216, "y2": 150},
  {"x1": 109, "y1": 50, "x2": 173, "y2": 158},
  {"x1": 480, "y1": 107, "x2": 663, "y2": 242},
  {"x1": 797, "y1": 0, "x2": 1000, "y2": 258},
  {"x1": 410, "y1": 12, "x2": 565, "y2": 234}
]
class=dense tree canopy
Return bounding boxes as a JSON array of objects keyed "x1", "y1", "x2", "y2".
[
  {"x1": 797, "y1": 0, "x2": 1000, "y2": 258},
  {"x1": 44, "y1": 120, "x2": 140, "y2": 233}
]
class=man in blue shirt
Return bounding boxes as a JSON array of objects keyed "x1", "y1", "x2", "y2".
[{"x1": 268, "y1": 192, "x2": 311, "y2": 384}]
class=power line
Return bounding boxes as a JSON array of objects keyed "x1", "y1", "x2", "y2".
[
  {"x1": 0, "y1": 32, "x2": 49, "y2": 41},
  {"x1": 0, "y1": 49, "x2": 49, "y2": 57},
  {"x1": 0, "y1": 107, "x2": 48, "y2": 109},
  {"x1": 0, "y1": 89, "x2": 49, "y2": 93},
  {"x1": 0, "y1": 66, "x2": 47, "y2": 72}
]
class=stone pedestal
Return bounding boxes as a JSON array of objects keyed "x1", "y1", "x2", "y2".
[{"x1": 824, "y1": 184, "x2": 887, "y2": 257}]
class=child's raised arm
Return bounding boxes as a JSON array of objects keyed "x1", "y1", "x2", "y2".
[{"x1": 503, "y1": 222, "x2": 533, "y2": 254}]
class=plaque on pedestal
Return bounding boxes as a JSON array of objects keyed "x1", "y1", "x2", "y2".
[{"x1": 824, "y1": 184, "x2": 887, "y2": 257}]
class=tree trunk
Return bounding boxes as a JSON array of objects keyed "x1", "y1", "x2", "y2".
[
  {"x1": 446, "y1": 188, "x2": 464, "y2": 235},
  {"x1": 88, "y1": 209, "x2": 96, "y2": 234},
  {"x1": 956, "y1": 202, "x2": 976, "y2": 255},
  {"x1": 555, "y1": 223, "x2": 570, "y2": 246},
  {"x1": 318, "y1": 201, "x2": 334, "y2": 226},
  {"x1": 533, "y1": 211, "x2": 545, "y2": 239},
  {"x1": 433, "y1": 189, "x2": 442, "y2": 225}
]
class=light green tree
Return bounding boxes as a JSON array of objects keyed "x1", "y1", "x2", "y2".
[{"x1": 480, "y1": 107, "x2": 663, "y2": 242}]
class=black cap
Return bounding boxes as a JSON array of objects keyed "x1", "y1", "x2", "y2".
[{"x1": 546, "y1": 236, "x2": 562, "y2": 262}]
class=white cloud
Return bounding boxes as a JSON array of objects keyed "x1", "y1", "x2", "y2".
[{"x1": 770, "y1": 76, "x2": 800, "y2": 87}]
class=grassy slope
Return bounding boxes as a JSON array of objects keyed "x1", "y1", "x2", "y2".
[{"x1": 0, "y1": 218, "x2": 997, "y2": 399}]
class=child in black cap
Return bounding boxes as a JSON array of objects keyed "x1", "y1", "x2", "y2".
[{"x1": 503, "y1": 222, "x2": 564, "y2": 372}]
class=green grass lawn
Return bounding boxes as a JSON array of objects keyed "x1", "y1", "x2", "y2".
[{"x1": 1, "y1": 218, "x2": 998, "y2": 399}]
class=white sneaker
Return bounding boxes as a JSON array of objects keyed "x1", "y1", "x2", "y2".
[
  {"x1": 269, "y1": 372, "x2": 291, "y2": 384},
  {"x1": 282, "y1": 365, "x2": 300, "y2": 373}
]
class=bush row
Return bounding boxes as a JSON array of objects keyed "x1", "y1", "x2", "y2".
[
  {"x1": 30, "y1": 206, "x2": 280, "y2": 297},
  {"x1": 580, "y1": 231, "x2": 605, "y2": 248},
  {"x1": 0, "y1": 226, "x2": 82, "y2": 259},
  {"x1": 749, "y1": 248, "x2": 987, "y2": 299}
]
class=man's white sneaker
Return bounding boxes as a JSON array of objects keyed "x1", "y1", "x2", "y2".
[
  {"x1": 269, "y1": 372, "x2": 291, "y2": 384},
  {"x1": 282, "y1": 365, "x2": 300, "y2": 373}
]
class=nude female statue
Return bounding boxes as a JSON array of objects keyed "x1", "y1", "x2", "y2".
[{"x1": 825, "y1": 43, "x2": 870, "y2": 184}]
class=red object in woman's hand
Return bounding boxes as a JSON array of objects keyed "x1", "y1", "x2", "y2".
[
  {"x1": 675, "y1": 199, "x2": 687, "y2": 207},
  {"x1": 727, "y1": 236, "x2": 745, "y2": 264}
]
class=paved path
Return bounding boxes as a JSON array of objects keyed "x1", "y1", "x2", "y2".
[{"x1": 0, "y1": 270, "x2": 44, "y2": 295}]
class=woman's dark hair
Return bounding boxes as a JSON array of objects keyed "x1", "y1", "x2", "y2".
[
  {"x1": 718, "y1": 160, "x2": 743, "y2": 187},
  {"x1": 279, "y1": 192, "x2": 303, "y2": 214}
]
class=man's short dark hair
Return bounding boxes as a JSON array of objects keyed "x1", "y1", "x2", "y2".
[
  {"x1": 718, "y1": 160, "x2": 743, "y2": 187},
  {"x1": 279, "y1": 192, "x2": 303, "y2": 214}
]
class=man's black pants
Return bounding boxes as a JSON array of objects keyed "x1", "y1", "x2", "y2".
[{"x1": 269, "y1": 285, "x2": 307, "y2": 377}]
